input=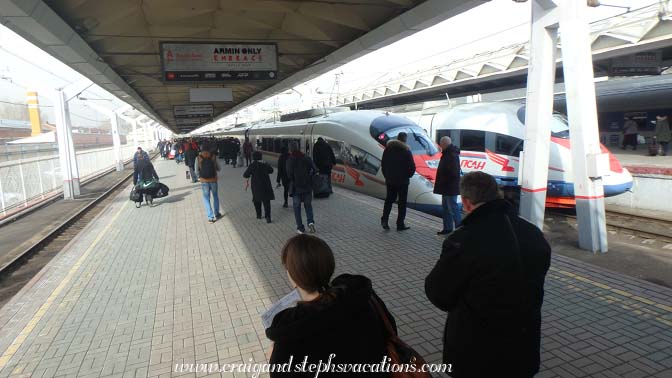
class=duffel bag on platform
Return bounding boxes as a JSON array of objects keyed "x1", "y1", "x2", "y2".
[
  {"x1": 129, "y1": 187, "x2": 142, "y2": 203},
  {"x1": 155, "y1": 183, "x2": 170, "y2": 198},
  {"x1": 136, "y1": 179, "x2": 158, "y2": 192}
]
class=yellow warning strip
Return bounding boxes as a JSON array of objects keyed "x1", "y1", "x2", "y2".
[
  {"x1": 0, "y1": 201, "x2": 128, "y2": 371},
  {"x1": 551, "y1": 267, "x2": 672, "y2": 326}
]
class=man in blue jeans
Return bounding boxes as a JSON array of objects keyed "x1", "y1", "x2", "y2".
[
  {"x1": 433, "y1": 136, "x2": 462, "y2": 235},
  {"x1": 286, "y1": 142, "x2": 318, "y2": 234},
  {"x1": 197, "y1": 146, "x2": 222, "y2": 223}
]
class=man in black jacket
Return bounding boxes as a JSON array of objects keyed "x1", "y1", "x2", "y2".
[
  {"x1": 312, "y1": 137, "x2": 336, "y2": 194},
  {"x1": 434, "y1": 136, "x2": 461, "y2": 235},
  {"x1": 380, "y1": 132, "x2": 415, "y2": 231},
  {"x1": 287, "y1": 142, "x2": 318, "y2": 234},
  {"x1": 425, "y1": 172, "x2": 551, "y2": 378}
]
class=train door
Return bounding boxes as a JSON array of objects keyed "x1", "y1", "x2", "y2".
[{"x1": 304, "y1": 123, "x2": 315, "y2": 158}]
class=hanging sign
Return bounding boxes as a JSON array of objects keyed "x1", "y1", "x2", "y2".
[
  {"x1": 173, "y1": 104, "x2": 214, "y2": 119},
  {"x1": 161, "y1": 42, "x2": 278, "y2": 82}
]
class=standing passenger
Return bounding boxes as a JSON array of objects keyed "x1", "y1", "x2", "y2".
[
  {"x1": 265, "y1": 235, "x2": 392, "y2": 378},
  {"x1": 434, "y1": 136, "x2": 461, "y2": 235},
  {"x1": 243, "y1": 137, "x2": 253, "y2": 167},
  {"x1": 198, "y1": 144, "x2": 222, "y2": 223},
  {"x1": 425, "y1": 172, "x2": 551, "y2": 378},
  {"x1": 243, "y1": 151, "x2": 275, "y2": 223},
  {"x1": 276, "y1": 146, "x2": 290, "y2": 208},
  {"x1": 380, "y1": 132, "x2": 415, "y2": 231},
  {"x1": 287, "y1": 142, "x2": 318, "y2": 234},
  {"x1": 312, "y1": 137, "x2": 336, "y2": 195},
  {"x1": 621, "y1": 117, "x2": 638, "y2": 151},
  {"x1": 655, "y1": 115, "x2": 671, "y2": 156}
]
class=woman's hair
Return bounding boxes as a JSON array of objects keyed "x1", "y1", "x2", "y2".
[
  {"x1": 252, "y1": 151, "x2": 262, "y2": 160},
  {"x1": 281, "y1": 235, "x2": 336, "y2": 302}
]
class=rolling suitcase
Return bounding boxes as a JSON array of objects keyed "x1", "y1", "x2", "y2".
[
  {"x1": 649, "y1": 138, "x2": 661, "y2": 156},
  {"x1": 312, "y1": 174, "x2": 331, "y2": 198}
]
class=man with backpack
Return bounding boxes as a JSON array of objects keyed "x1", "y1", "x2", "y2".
[
  {"x1": 198, "y1": 144, "x2": 222, "y2": 223},
  {"x1": 286, "y1": 142, "x2": 318, "y2": 234}
]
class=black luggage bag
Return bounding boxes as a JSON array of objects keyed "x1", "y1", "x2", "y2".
[
  {"x1": 312, "y1": 174, "x2": 331, "y2": 198},
  {"x1": 155, "y1": 183, "x2": 170, "y2": 198},
  {"x1": 649, "y1": 138, "x2": 661, "y2": 156}
]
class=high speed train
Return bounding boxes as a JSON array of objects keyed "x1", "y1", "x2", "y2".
[
  {"x1": 401, "y1": 101, "x2": 634, "y2": 207},
  {"x1": 217, "y1": 108, "x2": 444, "y2": 215},
  {"x1": 216, "y1": 103, "x2": 633, "y2": 216}
]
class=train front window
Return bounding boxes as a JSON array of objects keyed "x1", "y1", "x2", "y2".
[
  {"x1": 517, "y1": 106, "x2": 570, "y2": 138},
  {"x1": 382, "y1": 127, "x2": 439, "y2": 155}
]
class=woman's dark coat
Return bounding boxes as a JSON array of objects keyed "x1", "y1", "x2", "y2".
[
  {"x1": 425, "y1": 199, "x2": 551, "y2": 378},
  {"x1": 266, "y1": 274, "x2": 393, "y2": 377},
  {"x1": 133, "y1": 159, "x2": 159, "y2": 185},
  {"x1": 433, "y1": 144, "x2": 461, "y2": 196},
  {"x1": 243, "y1": 161, "x2": 275, "y2": 202},
  {"x1": 286, "y1": 152, "x2": 317, "y2": 196},
  {"x1": 277, "y1": 152, "x2": 289, "y2": 185}
]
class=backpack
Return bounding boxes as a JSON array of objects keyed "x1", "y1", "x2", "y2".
[
  {"x1": 292, "y1": 156, "x2": 311, "y2": 188},
  {"x1": 200, "y1": 157, "x2": 216, "y2": 178}
]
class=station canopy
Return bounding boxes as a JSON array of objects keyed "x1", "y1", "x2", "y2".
[{"x1": 0, "y1": 0, "x2": 487, "y2": 133}]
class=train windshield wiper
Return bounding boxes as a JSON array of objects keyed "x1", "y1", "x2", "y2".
[{"x1": 411, "y1": 130, "x2": 430, "y2": 154}]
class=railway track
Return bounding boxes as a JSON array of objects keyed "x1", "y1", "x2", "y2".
[
  {"x1": 0, "y1": 155, "x2": 156, "y2": 308},
  {"x1": 549, "y1": 209, "x2": 672, "y2": 243}
]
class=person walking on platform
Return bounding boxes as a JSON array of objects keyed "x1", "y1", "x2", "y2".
[
  {"x1": 243, "y1": 137, "x2": 253, "y2": 167},
  {"x1": 265, "y1": 234, "x2": 393, "y2": 378},
  {"x1": 243, "y1": 151, "x2": 275, "y2": 223},
  {"x1": 425, "y1": 171, "x2": 551, "y2": 378},
  {"x1": 287, "y1": 142, "x2": 318, "y2": 234},
  {"x1": 198, "y1": 144, "x2": 222, "y2": 223},
  {"x1": 184, "y1": 144, "x2": 199, "y2": 183},
  {"x1": 231, "y1": 139, "x2": 241, "y2": 168},
  {"x1": 621, "y1": 117, "x2": 638, "y2": 151},
  {"x1": 434, "y1": 136, "x2": 461, "y2": 235},
  {"x1": 655, "y1": 115, "x2": 671, "y2": 156},
  {"x1": 276, "y1": 146, "x2": 290, "y2": 208},
  {"x1": 380, "y1": 132, "x2": 415, "y2": 231},
  {"x1": 312, "y1": 137, "x2": 336, "y2": 195},
  {"x1": 133, "y1": 153, "x2": 159, "y2": 206}
]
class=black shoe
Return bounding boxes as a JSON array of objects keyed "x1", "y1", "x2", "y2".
[
  {"x1": 397, "y1": 225, "x2": 410, "y2": 231},
  {"x1": 283, "y1": 202, "x2": 288, "y2": 208},
  {"x1": 437, "y1": 230, "x2": 452, "y2": 235},
  {"x1": 266, "y1": 218, "x2": 272, "y2": 223},
  {"x1": 256, "y1": 215, "x2": 262, "y2": 219},
  {"x1": 215, "y1": 213, "x2": 222, "y2": 219},
  {"x1": 381, "y1": 218, "x2": 390, "y2": 230}
]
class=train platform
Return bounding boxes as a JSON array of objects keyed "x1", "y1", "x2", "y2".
[
  {"x1": 613, "y1": 149, "x2": 672, "y2": 176},
  {"x1": 0, "y1": 158, "x2": 671, "y2": 378}
]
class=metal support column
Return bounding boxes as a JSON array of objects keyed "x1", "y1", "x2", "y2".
[
  {"x1": 559, "y1": 0, "x2": 608, "y2": 253},
  {"x1": 53, "y1": 89, "x2": 80, "y2": 199},
  {"x1": 519, "y1": 0, "x2": 558, "y2": 229},
  {"x1": 110, "y1": 112, "x2": 123, "y2": 171}
]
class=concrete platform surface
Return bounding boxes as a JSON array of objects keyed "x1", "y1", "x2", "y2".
[{"x1": 0, "y1": 158, "x2": 670, "y2": 378}]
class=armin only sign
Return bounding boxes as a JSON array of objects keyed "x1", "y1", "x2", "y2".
[{"x1": 160, "y1": 42, "x2": 278, "y2": 82}]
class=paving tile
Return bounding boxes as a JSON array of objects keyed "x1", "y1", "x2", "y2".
[{"x1": 0, "y1": 158, "x2": 670, "y2": 378}]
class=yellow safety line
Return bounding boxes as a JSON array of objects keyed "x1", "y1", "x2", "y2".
[
  {"x1": 0, "y1": 201, "x2": 128, "y2": 371},
  {"x1": 551, "y1": 267, "x2": 672, "y2": 326}
]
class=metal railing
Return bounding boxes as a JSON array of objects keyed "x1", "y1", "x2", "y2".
[{"x1": 0, "y1": 144, "x2": 137, "y2": 218}]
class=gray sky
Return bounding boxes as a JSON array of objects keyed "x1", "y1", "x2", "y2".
[{"x1": 0, "y1": 0, "x2": 662, "y2": 132}]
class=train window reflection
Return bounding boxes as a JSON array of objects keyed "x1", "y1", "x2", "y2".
[
  {"x1": 384, "y1": 127, "x2": 439, "y2": 155},
  {"x1": 495, "y1": 134, "x2": 523, "y2": 157},
  {"x1": 326, "y1": 139, "x2": 344, "y2": 164},
  {"x1": 344, "y1": 145, "x2": 380, "y2": 175},
  {"x1": 461, "y1": 130, "x2": 485, "y2": 152}
]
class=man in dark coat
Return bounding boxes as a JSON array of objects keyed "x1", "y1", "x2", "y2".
[
  {"x1": 184, "y1": 144, "x2": 199, "y2": 183},
  {"x1": 287, "y1": 142, "x2": 318, "y2": 234},
  {"x1": 380, "y1": 132, "x2": 415, "y2": 231},
  {"x1": 276, "y1": 146, "x2": 290, "y2": 208},
  {"x1": 243, "y1": 151, "x2": 275, "y2": 223},
  {"x1": 425, "y1": 171, "x2": 551, "y2": 378},
  {"x1": 434, "y1": 136, "x2": 462, "y2": 235},
  {"x1": 312, "y1": 137, "x2": 336, "y2": 194}
]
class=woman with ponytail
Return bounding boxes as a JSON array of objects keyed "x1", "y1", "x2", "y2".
[{"x1": 265, "y1": 234, "x2": 394, "y2": 377}]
